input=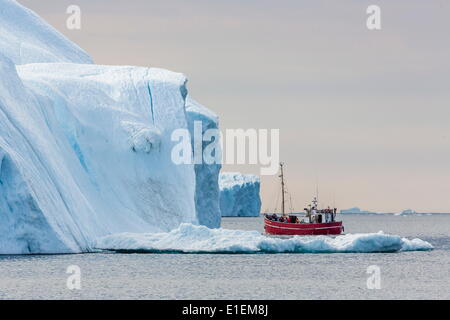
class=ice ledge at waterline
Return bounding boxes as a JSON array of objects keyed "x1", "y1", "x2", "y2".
[{"x1": 95, "y1": 224, "x2": 433, "y2": 254}]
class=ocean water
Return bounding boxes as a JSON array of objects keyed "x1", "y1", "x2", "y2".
[{"x1": 0, "y1": 214, "x2": 449, "y2": 300}]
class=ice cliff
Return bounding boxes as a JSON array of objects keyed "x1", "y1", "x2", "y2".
[
  {"x1": 186, "y1": 98, "x2": 222, "y2": 228},
  {"x1": 0, "y1": 0, "x2": 219, "y2": 253},
  {"x1": 219, "y1": 172, "x2": 261, "y2": 217}
]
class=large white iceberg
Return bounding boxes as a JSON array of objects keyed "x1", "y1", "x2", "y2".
[
  {"x1": 0, "y1": 0, "x2": 220, "y2": 254},
  {"x1": 219, "y1": 172, "x2": 261, "y2": 217}
]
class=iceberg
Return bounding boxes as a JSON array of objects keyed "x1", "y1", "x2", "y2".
[
  {"x1": 219, "y1": 172, "x2": 261, "y2": 217},
  {"x1": 0, "y1": 1, "x2": 221, "y2": 254},
  {"x1": 395, "y1": 209, "x2": 419, "y2": 216},
  {"x1": 1, "y1": 60, "x2": 198, "y2": 254},
  {"x1": 95, "y1": 224, "x2": 434, "y2": 254},
  {"x1": 340, "y1": 207, "x2": 379, "y2": 214}
]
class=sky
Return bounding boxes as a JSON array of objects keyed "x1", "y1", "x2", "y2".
[{"x1": 19, "y1": 0, "x2": 450, "y2": 213}]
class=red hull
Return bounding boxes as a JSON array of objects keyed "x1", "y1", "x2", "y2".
[{"x1": 264, "y1": 217, "x2": 343, "y2": 236}]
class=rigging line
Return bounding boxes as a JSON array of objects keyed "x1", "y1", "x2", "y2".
[
  {"x1": 285, "y1": 167, "x2": 294, "y2": 213},
  {"x1": 266, "y1": 179, "x2": 280, "y2": 212},
  {"x1": 289, "y1": 193, "x2": 294, "y2": 213},
  {"x1": 264, "y1": 177, "x2": 278, "y2": 213},
  {"x1": 284, "y1": 183, "x2": 294, "y2": 213},
  {"x1": 273, "y1": 185, "x2": 281, "y2": 213}
]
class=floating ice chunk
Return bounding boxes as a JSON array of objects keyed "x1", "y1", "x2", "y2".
[
  {"x1": 400, "y1": 237, "x2": 434, "y2": 251},
  {"x1": 95, "y1": 224, "x2": 433, "y2": 254}
]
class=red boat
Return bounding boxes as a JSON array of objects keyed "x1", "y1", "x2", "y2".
[
  {"x1": 264, "y1": 163, "x2": 344, "y2": 236},
  {"x1": 264, "y1": 217, "x2": 343, "y2": 236}
]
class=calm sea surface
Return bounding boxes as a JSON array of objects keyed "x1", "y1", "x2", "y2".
[{"x1": 0, "y1": 214, "x2": 449, "y2": 299}]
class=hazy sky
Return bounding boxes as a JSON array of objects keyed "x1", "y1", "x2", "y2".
[{"x1": 19, "y1": 0, "x2": 450, "y2": 213}]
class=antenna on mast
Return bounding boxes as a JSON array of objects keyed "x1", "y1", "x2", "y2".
[
  {"x1": 279, "y1": 162, "x2": 285, "y2": 216},
  {"x1": 315, "y1": 176, "x2": 319, "y2": 209},
  {"x1": 333, "y1": 191, "x2": 336, "y2": 209}
]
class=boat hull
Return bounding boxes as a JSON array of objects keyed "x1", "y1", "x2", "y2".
[{"x1": 264, "y1": 217, "x2": 343, "y2": 236}]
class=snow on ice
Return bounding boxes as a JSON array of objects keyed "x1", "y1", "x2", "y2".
[{"x1": 0, "y1": 0, "x2": 92, "y2": 65}]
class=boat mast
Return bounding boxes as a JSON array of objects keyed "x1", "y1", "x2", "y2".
[
  {"x1": 280, "y1": 162, "x2": 285, "y2": 216},
  {"x1": 316, "y1": 176, "x2": 319, "y2": 209}
]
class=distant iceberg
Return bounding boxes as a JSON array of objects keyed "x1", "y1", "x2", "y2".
[
  {"x1": 96, "y1": 224, "x2": 433, "y2": 254},
  {"x1": 341, "y1": 208, "x2": 442, "y2": 216},
  {"x1": 219, "y1": 172, "x2": 261, "y2": 217},
  {"x1": 395, "y1": 209, "x2": 421, "y2": 216},
  {"x1": 394, "y1": 210, "x2": 449, "y2": 216},
  {"x1": 340, "y1": 207, "x2": 379, "y2": 214}
]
